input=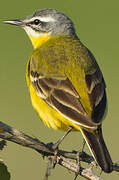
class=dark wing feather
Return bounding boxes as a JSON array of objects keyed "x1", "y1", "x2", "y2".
[
  {"x1": 85, "y1": 64, "x2": 107, "y2": 123},
  {"x1": 30, "y1": 70, "x2": 97, "y2": 129}
]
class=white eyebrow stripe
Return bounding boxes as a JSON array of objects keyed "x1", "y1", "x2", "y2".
[{"x1": 31, "y1": 16, "x2": 55, "y2": 22}]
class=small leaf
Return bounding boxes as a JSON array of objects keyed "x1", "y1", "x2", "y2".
[
  {"x1": 0, "y1": 140, "x2": 7, "y2": 151},
  {"x1": 0, "y1": 161, "x2": 10, "y2": 180}
]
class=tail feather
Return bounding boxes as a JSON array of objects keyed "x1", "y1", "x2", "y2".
[{"x1": 81, "y1": 126, "x2": 113, "y2": 173}]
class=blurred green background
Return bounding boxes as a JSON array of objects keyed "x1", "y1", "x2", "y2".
[{"x1": 0, "y1": 0, "x2": 119, "y2": 179}]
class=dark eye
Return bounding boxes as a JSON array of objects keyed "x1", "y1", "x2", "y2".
[{"x1": 34, "y1": 19, "x2": 41, "y2": 25}]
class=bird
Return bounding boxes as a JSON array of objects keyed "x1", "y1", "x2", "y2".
[{"x1": 4, "y1": 8, "x2": 113, "y2": 173}]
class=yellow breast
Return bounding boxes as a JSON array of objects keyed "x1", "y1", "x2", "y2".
[{"x1": 29, "y1": 33, "x2": 50, "y2": 48}]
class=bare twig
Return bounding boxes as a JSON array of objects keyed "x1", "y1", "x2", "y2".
[
  {"x1": 0, "y1": 121, "x2": 118, "y2": 180},
  {"x1": 49, "y1": 155, "x2": 103, "y2": 180},
  {"x1": 112, "y1": 163, "x2": 119, "y2": 172},
  {"x1": 0, "y1": 121, "x2": 93, "y2": 162}
]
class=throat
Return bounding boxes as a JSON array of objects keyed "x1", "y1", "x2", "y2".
[{"x1": 29, "y1": 33, "x2": 51, "y2": 48}]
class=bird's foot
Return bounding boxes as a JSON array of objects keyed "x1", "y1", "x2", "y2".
[
  {"x1": 46, "y1": 142, "x2": 59, "y2": 169},
  {"x1": 47, "y1": 126, "x2": 73, "y2": 150}
]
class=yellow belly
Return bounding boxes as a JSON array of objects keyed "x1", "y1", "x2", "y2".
[{"x1": 29, "y1": 83, "x2": 80, "y2": 131}]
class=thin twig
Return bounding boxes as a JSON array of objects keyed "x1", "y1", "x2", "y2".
[
  {"x1": 0, "y1": 122, "x2": 94, "y2": 162},
  {"x1": 0, "y1": 121, "x2": 118, "y2": 180}
]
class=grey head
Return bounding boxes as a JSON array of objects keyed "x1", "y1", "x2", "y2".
[
  {"x1": 26, "y1": 8, "x2": 76, "y2": 35},
  {"x1": 4, "y1": 8, "x2": 76, "y2": 36}
]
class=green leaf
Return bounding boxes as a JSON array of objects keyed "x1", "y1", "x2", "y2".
[{"x1": 0, "y1": 161, "x2": 10, "y2": 180}]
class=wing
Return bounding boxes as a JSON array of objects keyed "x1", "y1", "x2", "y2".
[
  {"x1": 85, "y1": 49, "x2": 107, "y2": 123},
  {"x1": 29, "y1": 66, "x2": 97, "y2": 130}
]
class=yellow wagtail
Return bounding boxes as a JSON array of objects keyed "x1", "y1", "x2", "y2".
[{"x1": 4, "y1": 8, "x2": 113, "y2": 173}]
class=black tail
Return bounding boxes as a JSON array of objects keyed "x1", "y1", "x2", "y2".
[{"x1": 81, "y1": 126, "x2": 113, "y2": 173}]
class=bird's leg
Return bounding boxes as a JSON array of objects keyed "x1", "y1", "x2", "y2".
[
  {"x1": 74, "y1": 139, "x2": 86, "y2": 180},
  {"x1": 46, "y1": 126, "x2": 73, "y2": 170},
  {"x1": 81, "y1": 138, "x2": 86, "y2": 152},
  {"x1": 47, "y1": 126, "x2": 73, "y2": 150},
  {"x1": 52, "y1": 126, "x2": 73, "y2": 166},
  {"x1": 52, "y1": 126, "x2": 73, "y2": 149}
]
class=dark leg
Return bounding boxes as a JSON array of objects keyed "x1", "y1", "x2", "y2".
[
  {"x1": 44, "y1": 127, "x2": 73, "y2": 179},
  {"x1": 52, "y1": 126, "x2": 73, "y2": 149},
  {"x1": 81, "y1": 138, "x2": 86, "y2": 152}
]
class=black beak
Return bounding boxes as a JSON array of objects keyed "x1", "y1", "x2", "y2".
[{"x1": 3, "y1": 19, "x2": 24, "y2": 26}]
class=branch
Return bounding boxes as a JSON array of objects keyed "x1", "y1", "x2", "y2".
[{"x1": 0, "y1": 121, "x2": 118, "y2": 180}]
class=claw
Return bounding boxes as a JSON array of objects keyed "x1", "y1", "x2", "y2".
[{"x1": 44, "y1": 127, "x2": 73, "y2": 179}]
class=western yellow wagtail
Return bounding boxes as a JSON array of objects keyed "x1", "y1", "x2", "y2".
[{"x1": 4, "y1": 8, "x2": 113, "y2": 173}]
